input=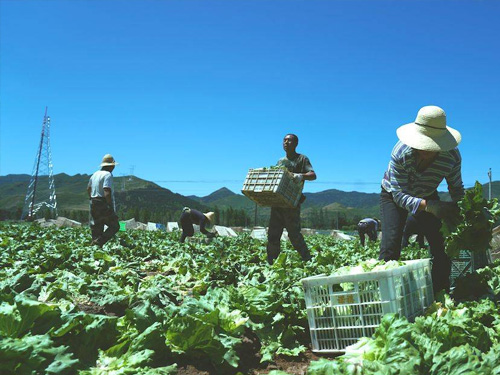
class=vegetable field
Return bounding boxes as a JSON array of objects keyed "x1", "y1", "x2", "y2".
[{"x1": 1, "y1": 222, "x2": 500, "y2": 374}]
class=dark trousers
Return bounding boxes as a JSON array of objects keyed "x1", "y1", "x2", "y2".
[
  {"x1": 402, "y1": 232, "x2": 426, "y2": 249},
  {"x1": 90, "y1": 198, "x2": 119, "y2": 246},
  {"x1": 402, "y1": 215, "x2": 426, "y2": 249},
  {"x1": 267, "y1": 206, "x2": 311, "y2": 264},
  {"x1": 379, "y1": 189, "x2": 451, "y2": 293},
  {"x1": 357, "y1": 222, "x2": 377, "y2": 246},
  {"x1": 180, "y1": 211, "x2": 194, "y2": 243}
]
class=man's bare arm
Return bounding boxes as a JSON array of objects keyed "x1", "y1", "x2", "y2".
[
  {"x1": 303, "y1": 171, "x2": 317, "y2": 181},
  {"x1": 103, "y1": 188, "x2": 113, "y2": 206}
]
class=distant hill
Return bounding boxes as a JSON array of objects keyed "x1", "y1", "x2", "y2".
[
  {"x1": 188, "y1": 187, "x2": 381, "y2": 211},
  {"x1": 188, "y1": 187, "x2": 236, "y2": 205},
  {"x1": 187, "y1": 187, "x2": 380, "y2": 226},
  {"x1": 0, "y1": 174, "x2": 206, "y2": 222},
  {"x1": 302, "y1": 189, "x2": 379, "y2": 209},
  {"x1": 439, "y1": 181, "x2": 500, "y2": 202},
  {"x1": 185, "y1": 180, "x2": 500, "y2": 228},
  {"x1": 2, "y1": 174, "x2": 498, "y2": 228}
]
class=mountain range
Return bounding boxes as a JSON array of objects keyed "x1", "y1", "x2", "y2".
[{"x1": 1, "y1": 173, "x2": 499, "y2": 228}]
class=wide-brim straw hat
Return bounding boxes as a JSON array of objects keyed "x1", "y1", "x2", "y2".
[
  {"x1": 396, "y1": 106, "x2": 462, "y2": 152},
  {"x1": 100, "y1": 154, "x2": 119, "y2": 167},
  {"x1": 204, "y1": 212, "x2": 215, "y2": 224}
]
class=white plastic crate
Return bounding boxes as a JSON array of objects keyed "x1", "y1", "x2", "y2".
[
  {"x1": 450, "y1": 249, "x2": 492, "y2": 289},
  {"x1": 241, "y1": 168, "x2": 303, "y2": 208},
  {"x1": 301, "y1": 259, "x2": 434, "y2": 353}
]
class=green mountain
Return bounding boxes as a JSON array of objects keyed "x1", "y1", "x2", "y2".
[
  {"x1": 0, "y1": 174, "x2": 207, "y2": 222},
  {"x1": 439, "y1": 181, "x2": 500, "y2": 201},
  {"x1": 2, "y1": 174, "x2": 498, "y2": 229},
  {"x1": 188, "y1": 187, "x2": 236, "y2": 205},
  {"x1": 187, "y1": 188, "x2": 379, "y2": 228},
  {"x1": 189, "y1": 181, "x2": 500, "y2": 228},
  {"x1": 303, "y1": 189, "x2": 380, "y2": 209}
]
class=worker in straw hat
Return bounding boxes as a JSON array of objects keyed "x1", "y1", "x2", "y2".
[
  {"x1": 179, "y1": 207, "x2": 216, "y2": 243},
  {"x1": 379, "y1": 105, "x2": 464, "y2": 293},
  {"x1": 87, "y1": 154, "x2": 120, "y2": 247}
]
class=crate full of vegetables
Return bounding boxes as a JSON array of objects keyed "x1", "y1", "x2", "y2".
[
  {"x1": 301, "y1": 259, "x2": 434, "y2": 353},
  {"x1": 241, "y1": 167, "x2": 303, "y2": 208}
]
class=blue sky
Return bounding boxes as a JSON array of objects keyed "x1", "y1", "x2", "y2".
[{"x1": 1, "y1": 0, "x2": 499, "y2": 196}]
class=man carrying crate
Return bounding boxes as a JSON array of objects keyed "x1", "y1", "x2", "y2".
[{"x1": 267, "y1": 134, "x2": 317, "y2": 265}]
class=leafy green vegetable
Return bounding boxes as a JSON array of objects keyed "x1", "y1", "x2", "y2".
[
  {"x1": 0, "y1": 222, "x2": 422, "y2": 373},
  {"x1": 442, "y1": 181, "x2": 500, "y2": 258}
]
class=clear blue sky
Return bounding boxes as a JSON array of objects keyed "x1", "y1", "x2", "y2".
[{"x1": 1, "y1": 0, "x2": 499, "y2": 197}]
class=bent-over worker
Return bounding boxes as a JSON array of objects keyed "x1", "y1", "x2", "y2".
[
  {"x1": 180, "y1": 208, "x2": 216, "y2": 243},
  {"x1": 357, "y1": 218, "x2": 379, "y2": 246},
  {"x1": 379, "y1": 105, "x2": 464, "y2": 293}
]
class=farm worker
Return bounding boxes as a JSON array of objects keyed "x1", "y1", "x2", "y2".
[
  {"x1": 87, "y1": 154, "x2": 120, "y2": 247},
  {"x1": 267, "y1": 134, "x2": 317, "y2": 265},
  {"x1": 379, "y1": 105, "x2": 464, "y2": 293},
  {"x1": 402, "y1": 215, "x2": 426, "y2": 249},
  {"x1": 357, "y1": 218, "x2": 380, "y2": 246},
  {"x1": 179, "y1": 207, "x2": 216, "y2": 243}
]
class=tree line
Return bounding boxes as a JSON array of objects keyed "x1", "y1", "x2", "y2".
[
  {"x1": 5, "y1": 205, "x2": 364, "y2": 230},
  {"x1": 56, "y1": 206, "x2": 251, "y2": 228}
]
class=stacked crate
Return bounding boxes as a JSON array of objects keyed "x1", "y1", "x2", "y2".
[{"x1": 241, "y1": 168, "x2": 303, "y2": 208}]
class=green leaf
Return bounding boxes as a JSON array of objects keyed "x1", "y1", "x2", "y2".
[
  {"x1": 429, "y1": 344, "x2": 483, "y2": 375},
  {"x1": 307, "y1": 358, "x2": 344, "y2": 375}
]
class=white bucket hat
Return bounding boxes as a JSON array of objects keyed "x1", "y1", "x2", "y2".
[
  {"x1": 204, "y1": 212, "x2": 215, "y2": 224},
  {"x1": 100, "y1": 154, "x2": 119, "y2": 167},
  {"x1": 396, "y1": 106, "x2": 462, "y2": 152}
]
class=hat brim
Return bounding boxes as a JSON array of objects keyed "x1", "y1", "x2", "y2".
[
  {"x1": 100, "y1": 162, "x2": 119, "y2": 167},
  {"x1": 396, "y1": 123, "x2": 461, "y2": 152}
]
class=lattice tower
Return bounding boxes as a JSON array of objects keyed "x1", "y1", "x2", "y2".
[{"x1": 21, "y1": 107, "x2": 58, "y2": 220}]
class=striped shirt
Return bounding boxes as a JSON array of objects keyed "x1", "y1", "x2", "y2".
[{"x1": 382, "y1": 141, "x2": 464, "y2": 214}]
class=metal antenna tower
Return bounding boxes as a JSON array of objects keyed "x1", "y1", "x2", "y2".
[
  {"x1": 488, "y1": 168, "x2": 492, "y2": 200},
  {"x1": 128, "y1": 165, "x2": 135, "y2": 181},
  {"x1": 21, "y1": 107, "x2": 58, "y2": 220}
]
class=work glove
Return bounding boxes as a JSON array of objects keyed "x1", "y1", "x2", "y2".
[
  {"x1": 293, "y1": 173, "x2": 304, "y2": 183},
  {"x1": 425, "y1": 201, "x2": 460, "y2": 222}
]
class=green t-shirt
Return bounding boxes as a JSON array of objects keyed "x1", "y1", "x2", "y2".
[{"x1": 277, "y1": 153, "x2": 314, "y2": 174}]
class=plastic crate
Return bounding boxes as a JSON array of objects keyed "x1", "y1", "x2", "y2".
[
  {"x1": 301, "y1": 259, "x2": 434, "y2": 353},
  {"x1": 450, "y1": 249, "x2": 492, "y2": 289},
  {"x1": 241, "y1": 168, "x2": 303, "y2": 208}
]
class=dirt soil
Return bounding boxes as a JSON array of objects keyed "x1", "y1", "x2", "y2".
[
  {"x1": 76, "y1": 301, "x2": 124, "y2": 316},
  {"x1": 175, "y1": 349, "x2": 336, "y2": 375},
  {"x1": 171, "y1": 330, "x2": 338, "y2": 375}
]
